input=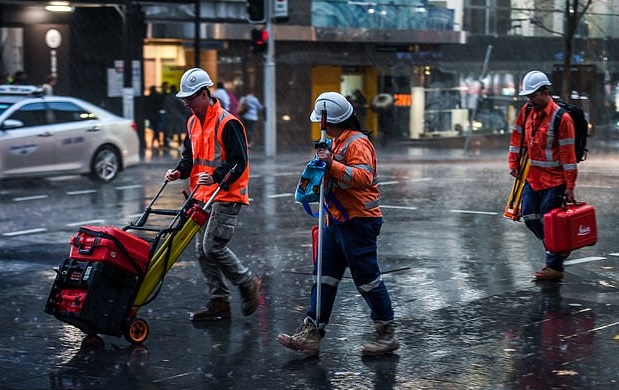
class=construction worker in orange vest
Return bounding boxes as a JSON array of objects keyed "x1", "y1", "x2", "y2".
[
  {"x1": 508, "y1": 70, "x2": 577, "y2": 281},
  {"x1": 165, "y1": 68, "x2": 262, "y2": 321}
]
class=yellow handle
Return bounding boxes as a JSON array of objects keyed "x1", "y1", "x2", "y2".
[
  {"x1": 503, "y1": 152, "x2": 530, "y2": 221},
  {"x1": 132, "y1": 218, "x2": 202, "y2": 309}
]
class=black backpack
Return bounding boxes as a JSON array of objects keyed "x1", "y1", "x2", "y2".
[{"x1": 553, "y1": 99, "x2": 589, "y2": 162}]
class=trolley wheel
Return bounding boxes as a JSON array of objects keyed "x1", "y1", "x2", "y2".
[{"x1": 125, "y1": 317, "x2": 149, "y2": 344}]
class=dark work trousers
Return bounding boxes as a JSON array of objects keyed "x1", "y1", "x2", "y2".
[
  {"x1": 522, "y1": 181, "x2": 569, "y2": 271},
  {"x1": 307, "y1": 217, "x2": 394, "y2": 330}
]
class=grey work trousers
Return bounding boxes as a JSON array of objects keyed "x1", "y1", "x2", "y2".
[{"x1": 195, "y1": 202, "x2": 252, "y2": 301}]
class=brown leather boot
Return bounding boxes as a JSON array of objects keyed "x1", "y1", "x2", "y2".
[
  {"x1": 239, "y1": 274, "x2": 262, "y2": 316},
  {"x1": 190, "y1": 298, "x2": 231, "y2": 321}
]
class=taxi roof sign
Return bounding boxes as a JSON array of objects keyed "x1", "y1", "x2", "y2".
[{"x1": 0, "y1": 85, "x2": 44, "y2": 95}]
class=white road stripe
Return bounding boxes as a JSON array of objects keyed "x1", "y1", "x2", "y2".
[
  {"x1": 13, "y1": 195, "x2": 48, "y2": 202},
  {"x1": 66, "y1": 219, "x2": 105, "y2": 227},
  {"x1": 115, "y1": 184, "x2": 143, "y2": 190},
  {"x1": 450, "y1": 209, "x2": 499, "y2": 216},
  {"x1": 609, "y1": 253, "x2": 619, "y2": 257},
  {"x1": 564, "y1": 256, "x2": 607, "y2": 266},
  {"x1": 410, "y1": 178, "x2": 433, "y2": 182},
  {"x1": 2, "y1": 228, "x2": 47, "y2": 237},
  {"x1": 578, "y1": 184, "x2": 613, "y2": 189},
  {"x1": 66, "y1": 189, "x2": 97, "y2": 195},
  {"x1": 268, "y1": 193, "x2": 293, "y2": 199},
  {"x1": 378, "y1": 181, "x2": 399, "y2": 186},
  {"x1": 381, "y1": 205, "x2": 417, "y2": 210}
]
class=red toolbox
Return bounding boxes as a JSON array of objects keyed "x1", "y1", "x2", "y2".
[
  {"x1": 544, "y1": 203, "x2": 597, "y2": 253},
  {"x1": 69, "y1": 226, "x2": 150, "y2": 276},
  {"x1": 45, "y1": 258, "x2": 141, "y2": 337}
]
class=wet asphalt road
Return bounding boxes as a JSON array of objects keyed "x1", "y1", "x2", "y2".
[{"x1": 1, "y1": 136, "x2": 619, "y2": 389}]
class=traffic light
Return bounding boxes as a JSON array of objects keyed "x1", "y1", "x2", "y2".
[
  {"x1": 247, "y1": 0, "x2": 266, "y2": 23},
  {"x1": 251, "y1": 28, "x2": 268, "y2": 53}
]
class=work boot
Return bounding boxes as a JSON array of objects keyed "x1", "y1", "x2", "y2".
[
  {"x1": 362, "y1": 322, "x2": 400, "y2": 356},
  {"x1": 190, "y1": 298, "x2": 231, "y2": 321},
  {"x1": 534, "y1": 267, "x2": 564, "y2": 281},
  {"x1": 239, "y1": 274, "x2": 262, "y2": 316},
  {"x1": 277, "y1": 318, "x2": 322, "y2": 357}
]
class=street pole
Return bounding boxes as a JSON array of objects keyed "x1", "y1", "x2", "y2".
[{"x1": 263, "y1": 0, "x2": 276, "y2": 158}]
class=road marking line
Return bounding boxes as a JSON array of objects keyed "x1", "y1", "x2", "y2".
[
  {"x1": 66, "y1": 189, "x2": 97, "y2": 195},
  {"x1": 578, "y1": 184, "x2": 613, "y2": 189},
  {"x1": 381, "y1": 205, "x2": 417, "y2": 210},
  {"x1": 115, "y1": 184, "x2": 142, "y2": 190},
  {"x1": 410, "y1": 177, "x2": 433, "y2": 182},
  {"x1": 268, "y1": 193, "x2": 293, "y2": 199},
  {"x1": 378, "y1": 181, "x2": 399, "y2": 186},
  {"x1": 609, "y1": 253, "x2": 619, "y2": 257},
  {"x1": 450, "y1": 209, "x2": 499, "y2": 216},
  {"x1": 564, "y1": 256, "x2": 606, "y2": 266},
  {"x1": 66, "y1": 220, "x2": 105, "y2": 227},
  {"x1": 13, "y1": 195, "x2": 48, "y2": 202},
  {"x1": 3, "y1": 228, "x2": 47, "y2": 237}
]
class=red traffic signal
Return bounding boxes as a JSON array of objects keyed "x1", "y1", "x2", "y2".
[{"x1": 251, "y1": 28, "x2": 268, "y2": 53}]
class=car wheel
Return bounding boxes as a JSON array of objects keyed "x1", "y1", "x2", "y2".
[{"x1": 91, "y1": 145, "x2": 121, "y2": 182}]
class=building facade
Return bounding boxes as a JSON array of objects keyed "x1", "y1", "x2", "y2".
[{"x1": 2, "y1": 0, "x2": 618, "y2": 148}]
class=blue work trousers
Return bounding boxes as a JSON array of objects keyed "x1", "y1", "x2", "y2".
[
  {"x1": 521, "y1": 182, "x2": 569, "y2": 271},
  {"x1": 307, "y1": 217, "x2": 394, "y2": 329}
]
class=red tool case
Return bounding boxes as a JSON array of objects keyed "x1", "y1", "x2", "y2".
[
  {"x1": 544, "y1": 203, "x2": 597, "y2": 253},
  {"x1": 69, "y1": 226, "x2": 150, "y2": 275},
  {"x1": 45, "y1": 257, "x2": 143, "y2": 337},
  {"x1": 45, "y1": 226, "x2": 152, "y2": 337}
]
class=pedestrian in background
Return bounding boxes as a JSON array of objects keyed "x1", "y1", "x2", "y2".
[
  {"x1": 164, "y1": 68, "x2": 262, "y2": 321},
  {"x1": 11, "y1": 70, "x2": 29, "y2": 85},
  {"x1": 370, "y1": 93, "x2": 395, "y2": 146},
  {"x1": 227, "y1": 87, "x2": 240, "y2": 116},
  {"x1": 211, "y1": 81, "x2": 231, "y2": 111},
  {"x1": 144, "y1": 85, "x2": 163, "y2": 149},
  {"x1": 156, "y1": 81, "x2": 170, "y2": 148},
  {"x1": 239, "y1": 90, "x2": 263, "y2": 148},
  {"x1": 352, "y1": 89, "x2": 368, "y2": 129},
  {"x1": 507, "y1": 70, "x2": 578, "y2": 281},
  {"x1": 41, "y1": 74, "x2": 57, "y2": 95},
  {"x1": 163, "y1": 85, "x2": 191, "y2": 148},
  {"x1": 277, "y1": 91, "x2": 399, "y2": 357}
]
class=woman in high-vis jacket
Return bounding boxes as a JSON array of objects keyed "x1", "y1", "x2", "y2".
[{"x1": 278, "y1": 92, "x2": 399, "y2": 357}]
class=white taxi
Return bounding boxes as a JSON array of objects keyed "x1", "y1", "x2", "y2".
[{"x1": 0, "y1": 85, "x2": 140, "y2": 182}]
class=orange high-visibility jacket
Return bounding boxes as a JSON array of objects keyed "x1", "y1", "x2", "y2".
[
  {"x1": 508, "y1": 100, "x2": 577, "y2": 191},
  {"x1": 326, "y1": 129, "x2": 381, "y2": 221},
  {"x1": 187, "y1": 104, "x2": 250, "y2": 205}
]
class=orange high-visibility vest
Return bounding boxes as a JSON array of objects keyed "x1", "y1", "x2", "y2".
[
  {"x1": 327, "y1": 129, "x2": 381, "y2": 221},
  {"x1": 187, "y1": 105, "x2": 249, "y2": 204},
  {"x1": 508, "y1": 100, "x2": 577, "y2": 191}
]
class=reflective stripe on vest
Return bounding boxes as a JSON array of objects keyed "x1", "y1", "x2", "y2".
[{"x1": 529, "y1": 106, "x2": 562, "y2": 169}]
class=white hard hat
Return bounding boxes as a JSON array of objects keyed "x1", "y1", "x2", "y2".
[
  {"x1": 518, "y1": 70, "x2": 551, "y2": 96},
  {"x1": 309, "y1": 92, "x2": 354, "y2": 124},
  {"x1": 176, "y1": 68, "x2": 214, "y2": 98}
]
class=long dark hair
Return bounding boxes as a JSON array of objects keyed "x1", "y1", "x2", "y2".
[{"x1": 331, "y1": 113, "x2": 373, "y2": 138}]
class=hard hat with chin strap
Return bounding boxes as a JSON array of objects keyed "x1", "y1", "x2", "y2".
[
  {"x1": 309, "y1": 92, "x2": 354, "y2": 124},
  {"x1": 519, "y1": 70, "x2": 551, "y2": 96},
  {"x1": 176, "y1": 68, "x2": 214, "y2": 98}
]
